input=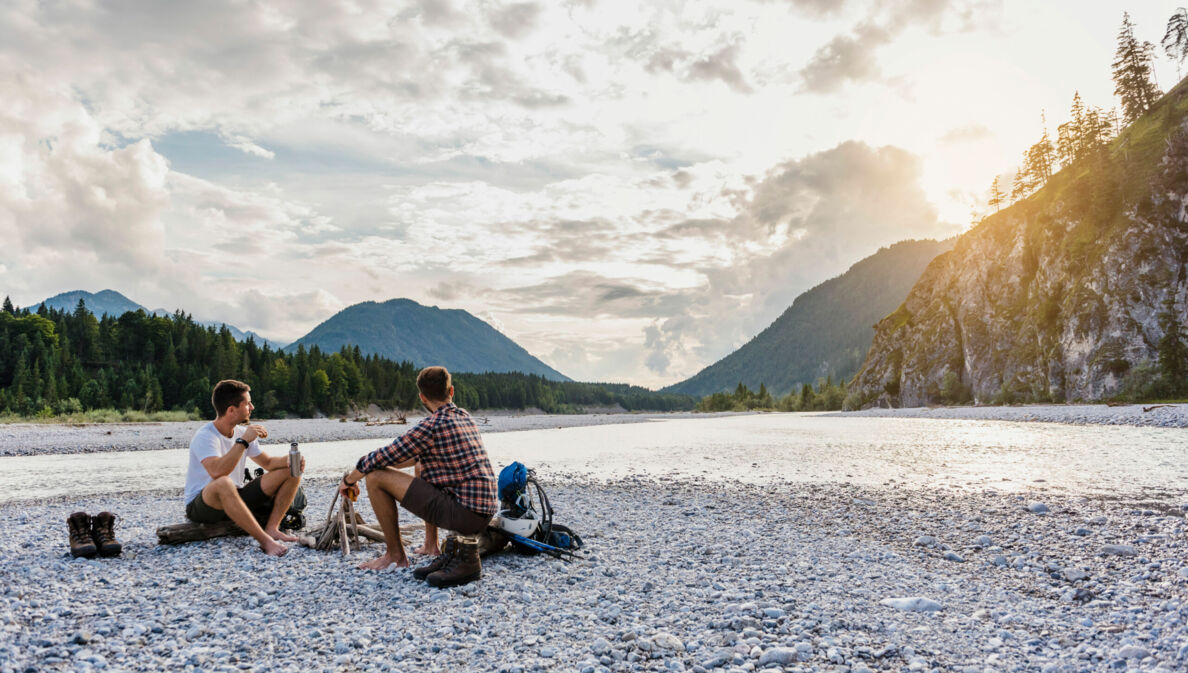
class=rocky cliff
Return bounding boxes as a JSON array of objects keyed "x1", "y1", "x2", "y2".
[{"x1": 850, "y1": 85, "x2": 1188, "y2": 407}]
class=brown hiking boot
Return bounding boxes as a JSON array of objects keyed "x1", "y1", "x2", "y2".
[
  {"x1": 413, "y1": 536, "x2": 457, "y2": 581},
  {"x1": 67, "y1": 512, "x2": 97, "y2": 558},
  {"x1": 426, "y1": 538, "x2": 481, "y2": 587},
  {"x1": 91, "y1": 511, "x2": 123, "y2": 557}
]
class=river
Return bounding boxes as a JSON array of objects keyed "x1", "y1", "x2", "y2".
[{"x1": 3, "y1": 413, "x2": 1186, "y2": 504}]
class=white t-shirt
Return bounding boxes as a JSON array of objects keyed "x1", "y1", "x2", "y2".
[{"x1": 184, "y1": 422, "x2": 263, "y2": 505}]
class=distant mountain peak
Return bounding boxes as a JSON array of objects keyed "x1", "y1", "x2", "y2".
[
  {"x1": 287, "y1": 297, "x2": 570, "y2": 381},
  {"x1": 662, "y1": 238, "x2": 954, "y2": 397}
]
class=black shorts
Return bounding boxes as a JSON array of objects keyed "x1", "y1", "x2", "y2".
[
  {"x1": 402, "y1": 477, "x2": 491, "y2": 535},
  {"x1": 185, "y1": 477, "x2": 273, "y2": 524}
]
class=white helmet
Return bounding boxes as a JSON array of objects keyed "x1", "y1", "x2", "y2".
[{"x1": 495, "y1": 508, "x2": 539, "y2": 537}]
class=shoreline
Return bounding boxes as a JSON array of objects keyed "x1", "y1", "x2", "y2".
[
  {"x1": 829, "y1": 402, "x2": 1188, "y2": 428},
  {"x1": 0, "y1": 411, "x2": 750, "y2": 458},
  {"x1": 4, "y1": 475, "x2": 1186, "y2": 672}
]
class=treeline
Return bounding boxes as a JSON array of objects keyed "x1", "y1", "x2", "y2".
[
  {"x1": 696, "y1": 378, "x2": 848, "y2": 412},
  {"x1": 0, "y1": 299, "x2": 696, "y2": 418},
  {"x1": 988, "y1": 12, "x2": 1169, "y2": 213}
]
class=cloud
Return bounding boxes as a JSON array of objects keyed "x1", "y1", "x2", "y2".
[
  {"x1": 938, "y1": 124, "x2": 991, "y2": 144},
  {"x1": 797, "y1": 0, "x2": 1003, "y2": 93},
  {"x1": 487, "y1": 2, "x2": 543, "y2": 39},
  {"x1": 687, "y1": 44, "x2": 753, "y2": 93}
]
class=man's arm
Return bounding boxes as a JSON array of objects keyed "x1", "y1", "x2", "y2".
[{"x1": 201, "y1": 424, "x2": 265, "y2": 479}]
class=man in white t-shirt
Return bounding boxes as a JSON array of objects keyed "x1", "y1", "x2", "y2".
[{"x1": 184, "y1": 379, "x2": 304, "y2": 557}]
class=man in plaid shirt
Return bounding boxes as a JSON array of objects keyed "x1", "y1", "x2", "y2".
[{"x1": 339, "y1": 366, "x2": 496, "y2": 587}]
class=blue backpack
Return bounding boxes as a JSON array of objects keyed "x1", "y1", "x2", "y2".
[{"x1": 496, "y1": 462, "x2": 583, "y2": 554}]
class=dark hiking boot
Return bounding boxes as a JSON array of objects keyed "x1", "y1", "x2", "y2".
[
  {"x1": 413, "y1": 536, "x2": 457, "y2": 581},
  {"x1": 91, "y1": 511, "x2": 123, "y2": 557},
  {"x1": 67, "y1": 512, "x2": 97, "y2": 558},
  {"x1": 426, "y1": 538, "x2": 481, "y2": 587}
]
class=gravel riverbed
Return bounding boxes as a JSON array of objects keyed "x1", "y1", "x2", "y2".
[
  {"x1": 831, "y1": 403, "x2": 1188, "y2": 429},
  {"x1": 3, "y1": 476, "x2": 1186, "y2": 673},
  {"x1": 0, "y1": 412, "x2": 734, "y2": 457}
]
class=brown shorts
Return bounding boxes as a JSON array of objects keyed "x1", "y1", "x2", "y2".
[
  {"x1": 185, "y1": 477, "x2": 273, "y2": 524},
  {"x1": 402, "y1": 477, "x2": 491, "y2": 535}
]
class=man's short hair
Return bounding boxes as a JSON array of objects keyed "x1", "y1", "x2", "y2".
[
  {"x1": 416, "y1": 366, "x2": 451, "y2": 402},
  {"x1": 212, "y1": 379, "x2": 251, "y2": 417}
]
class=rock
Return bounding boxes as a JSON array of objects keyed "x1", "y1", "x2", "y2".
[
  {"x1": 541, "y1": 647, "x2": 557, "y2": 658},
  {"x1": 1063, "y1": 569, "x2": 1089, "y2": 582},
  {"x1": 591, "y1": 638, "x2": 611, "y2": 656},
  {"x1": 1116, "y1": 645, "x2": 1149, "y2": 659},
  {"x1": 914, "y1": 535, "x2": 938, "y2": 547},
  {"x1": 652, "y1": 633, "x2": 683, "y2": 651},
  {"x1": 880, "y1": 597, "x2": 942, "y2": 612},
  {"x1": 1074, "y1": 527, "x2": 1092, "y2": 536},
  {"x1": 757, "y1": 648, "x2": 797, "y2": 666},
  {"x1": 974, "y1": 535, "x2": 992, "y2": 546},
  {"x1": 1027, "y1": 503, "x2": 1050, "y2": 514},
  {"x1": 1101, "y1": 544, "x2": 1137, "y2": 557},
  {"x1": 943, "y1": 551, "x2": 964, "y2": 562}
]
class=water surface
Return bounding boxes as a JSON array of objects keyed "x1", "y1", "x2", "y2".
[{"x1": 3, "y1": 414, "x2": 1185, "y2": 505}]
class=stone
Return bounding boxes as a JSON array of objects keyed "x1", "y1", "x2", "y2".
[
  {"x1": 943, "y1": 551, "x2": 965, "y2": 562},
  {"x1": 652, "y1": 633, "x2": 683, "y2": 651},
  {"x1": 1027, "y1": 503, "x2": 1050, "y2": 514},
  {"x1": 914, "y1": 535, "x2": 938, "y2": 547},
  {"x1": 1101, "y1": 544, "x2": 1137, "y2": 557},
  {"x1": 974, "y1": 535, "x2": 992, "y2": 546},
  {"x1": 1116, "y1": 645, "x2": 1149, "y2": 659},
  {"x1": 880, "y1": 597, "x2": 942, "y2": 612},
  {"x1": 757, "y1": 648, "x2": 796, "y2": 666}
]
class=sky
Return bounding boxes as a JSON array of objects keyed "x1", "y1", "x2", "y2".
[{"x1": 0, "y1": 1, "x2": 1181, "y2": 387}]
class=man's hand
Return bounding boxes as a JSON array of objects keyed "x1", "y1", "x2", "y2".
[
  {"x1": 241, "y1": 424, "x2": 269, "y2": 443},
  {"x1": 337, "y1": 479, "x2": 359, "y2": 502}
]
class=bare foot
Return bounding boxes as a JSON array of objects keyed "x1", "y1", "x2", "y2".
[
  {"x1": 265, "y1": 528, "x2": 301, "y2": 543},
  {"x1": 260, "y1": 539, "x2": 289, "y2": 557},
  {"x1": 358, "y1": 552, "x2": 409, "y2": 570},
  {"x1": 413, "y1": 543, "x2": 441, "y2": 556}
]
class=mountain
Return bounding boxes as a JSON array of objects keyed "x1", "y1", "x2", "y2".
[
  {"x1": 37, "y1": 289, "x2": 142, "y2": 318},
  {"x1": 286, "y1": 298, "x2": 571, "y2": 381},
  {"x1": 32, "y1": 290, "x2": 284, "y2": 349},
  {"x1": 663, "y1": 239, "x2": 955, "y2": 397},
  {"x1": 850, "y1": 78, "x2": 1188, "y2": 408}
]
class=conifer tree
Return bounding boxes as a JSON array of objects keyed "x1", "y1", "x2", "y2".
[
  {"x1": 1113, "y1": 12, "x2": 1162, "y2": 123},
  {"x1": 2, "y1": 296, "x2": 13, "y2": 314},
  {"x1": 988, "y1": 176, "x2": 1003, "y2": 212},
  {"x1": 1163, "y1": 7, "x2": 1188, "y2": 71}
]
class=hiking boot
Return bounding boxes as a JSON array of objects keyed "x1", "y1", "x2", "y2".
[
  {"x1": 90, "y1": 511, "x2": 122, "y2": 557},
  {"x1": 413, "y1": 536, "x2": 457, "y2": 581},
  {"x1": 67, "y1": 512, "x2": 97, "y2": 558},
  {"x1": 426, "y1": 538, "x2": 481, "y2": 587}
]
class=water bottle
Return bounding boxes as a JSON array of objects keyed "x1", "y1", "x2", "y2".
[{"x1": 289, "y1": 442, "x2": 302, "y2": 477}]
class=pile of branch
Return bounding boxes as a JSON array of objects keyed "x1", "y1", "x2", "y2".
[{"x1": 303, "y1": 485, "x2": 422, "y2": 555}]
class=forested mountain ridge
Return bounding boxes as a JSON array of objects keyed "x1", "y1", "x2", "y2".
[
  {"x1": 286, "y1": 298, "x2": 570, "y2": 382},
  {"x1": 34, "y1": 289, "x2": 282, "y2": 349},
  {"x1": 663, "y1": 239, "x2": 955, "y2": 397},
  {"x1": 849, "y1": 77, "x2": 1188, "y2": 408},
  {"x1": 0, "y1": 302, "x2": 693, "y2": 417}
]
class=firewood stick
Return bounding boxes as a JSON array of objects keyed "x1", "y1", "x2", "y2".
[{"x1": 338, "y1": 507, "x2": 350, "y2": 555}]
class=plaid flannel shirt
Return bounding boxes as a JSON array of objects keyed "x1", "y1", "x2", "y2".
[{"x1": 356, "y1": 402, "x2": 497, "y2": 517}]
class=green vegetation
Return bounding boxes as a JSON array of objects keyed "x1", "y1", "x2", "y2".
[
  {"x1": 0, "y1": 300, "x2": 695, "y2": 420},
  {"x1": 696, "y1": 379, "x2": 847, "y2": 412}
]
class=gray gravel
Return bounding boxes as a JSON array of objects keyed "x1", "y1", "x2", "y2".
[
  {"x1": 830, "y1": 403, "x2": 1188, "y2": 428},
  {"x1": 3, "y1": 476, "x2": 1187, "y2": 672},
  {"x1": 0, "y1": 412, "x2": 742, "y2": 457}
]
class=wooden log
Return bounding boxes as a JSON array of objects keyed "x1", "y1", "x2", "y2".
[
  {"x1": 156, "y1": 521, "x2": 246, "y2": 545},
  {"x1": 338, "y1": 507, "x2": 350, "y2": 555}
]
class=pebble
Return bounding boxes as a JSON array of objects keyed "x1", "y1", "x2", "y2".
[
  {"x1": 1101, "y1": 544, "x2": 1138, "y2": 557},
  {"x1": 943, "y1": 551, "x2": 964, "y2": 562},
  {"x1": 1027, "y1": 502, "x2": 1050, "y2": 514},
  {"x1": 880, "y1": 597, "x2": 943, "y2": 612},
  {"x1": 3, "y1": 468, "x2": 1185, "y2": 672}
]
